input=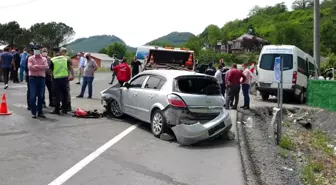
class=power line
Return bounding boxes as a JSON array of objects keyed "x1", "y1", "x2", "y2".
[{"x1": 0, "y1": 0, "x2": 40, "y2": 10}]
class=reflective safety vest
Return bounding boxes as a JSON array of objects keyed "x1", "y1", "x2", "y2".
[{"x1": 51, "y1": 56, "x2": 69, "y2": 79}]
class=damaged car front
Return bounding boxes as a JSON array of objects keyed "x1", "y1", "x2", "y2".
[{"x1": 100, "y1": 83, "x2": 123, "y2": 117}]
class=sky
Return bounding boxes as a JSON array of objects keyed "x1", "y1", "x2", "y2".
[{"x1": 0, "y1": 0, "x2": 294, "y2": 47}]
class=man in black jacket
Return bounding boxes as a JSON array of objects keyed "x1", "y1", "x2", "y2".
[
  {"x1": 25, "y1": 48, "x2": 33, "y2": 110},
  {"x1": 11, "y1": 49, "x2": 21, "y2": 83}
]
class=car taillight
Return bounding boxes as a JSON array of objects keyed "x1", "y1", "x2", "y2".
[
  {"x1": 292, "y1": 71, "x2": 297, "y2": 84},
  {"x1": 167, "y1": 94, "x2": 186, "y2": 108}
]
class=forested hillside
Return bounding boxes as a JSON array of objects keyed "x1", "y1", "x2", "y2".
[
  {"x1": 182, "y1": 0, "x2": 336, "y2": 68},
  {"x1": 66, "y1": 35, "x2": 136, "y2": 53},
  {"x1": 147, "y1": 32, "x2": 195, "y2": 46}
]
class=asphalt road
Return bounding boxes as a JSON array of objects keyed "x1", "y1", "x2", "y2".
[{"x1": 0, "y1": 72, "x2": 244, "y2": 185}]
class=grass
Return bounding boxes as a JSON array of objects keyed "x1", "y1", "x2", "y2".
[
  {"x1": 301, "y1": 158, "x2": 325, "y2": 185},
  {"x1": 283, "y1": 120, "x2": 291, "y2": 128},
  {"x1": 280, "y1": 148, "x2": 289, "y2": 159},
  {"x1": 311, "y1": 130, "x2": 333, "y2": 155},
  {"x1": 293, "y1": 130, "x2": 336, "y2": 185},
  {"x1": 280, "y1": 134, "x2": 295, "y2": 151}
]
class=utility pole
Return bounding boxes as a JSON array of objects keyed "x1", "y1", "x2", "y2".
[{"x1": 314, "y1": 0, "x2": 320, "y2": 72}]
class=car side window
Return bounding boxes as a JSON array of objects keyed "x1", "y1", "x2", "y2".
[
  {"x1": 129, "y1": 75, "x2": 147, "y2": 88},
  {"x1": 144, "y1": 76, "x2": 165, "y2": 90}
]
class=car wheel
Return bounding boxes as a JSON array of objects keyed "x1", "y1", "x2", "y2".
[
  {"x1": 261, "y1": 92, "x2": 269, "y2": 101},
  {"x1": 296, "y1": 90, "x2": 306, "y2": 104},
  {"x1": 108, "y1": 99, "x2": 124, "y2": 118},
  {"x1": 151, "y1": 109, "x2": 168, "y2": 138}
]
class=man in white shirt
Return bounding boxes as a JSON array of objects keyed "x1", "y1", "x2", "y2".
[
  {"x1": 76, "y1": 52, "x2": 85, "y2": 85},
  {"x1": 241, "y1": 64, "x2": 251, "y2": 109},
  {"x1": 215, "y1": 65, "x2": 225, "y2": 96}
]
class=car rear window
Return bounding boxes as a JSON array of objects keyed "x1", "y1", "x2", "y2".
[
  {"x1": 259, "y1": 54, "x2": 293, "y2": 71},
  {"x1": 174, "y1": 76, "x2": 221, "y2": 95}
]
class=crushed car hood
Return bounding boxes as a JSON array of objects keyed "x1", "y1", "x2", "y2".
[{"x1": 100, "y1": 84, "x2": 121, "y2": 101}]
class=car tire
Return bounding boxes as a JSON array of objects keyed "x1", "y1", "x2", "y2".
[
  {"x1": 261, "y1": 92, "x2": 269, "y2": 101},
  {"x1": 151, "y1": 109, "x2": 168, "y2": 138},
  {"x1": 107, "y1": 99, "x2": 124, "y2": 118},
  {"x1": 296, "y1": 89, "x2": 306, "y2": 104}
]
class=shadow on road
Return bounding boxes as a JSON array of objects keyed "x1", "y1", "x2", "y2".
[{"x1": 106, "y1": 115, "x2": 235, "y2": 149}]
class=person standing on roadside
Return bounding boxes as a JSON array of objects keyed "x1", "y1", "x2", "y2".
[
  {"x1": 49, "y1": 47, "x2": 74, "y2": 115},
  {"x1": 215, "y1": 65, "x2": 225, "y2": 96},
  {"x1": 131, "y1": 56, "x2": 141, "y2": 77},
  {"x1": 12, "y1": 49, "x2": 21, "y2": 83},
  {"x1": 205, "y1": 62, "x2": 216, "y2": 76},
  {"x1": 27, "y1": 45, "x2": 49, "y2": 118},
  {"x1": 113, "y1": 58, "x2": 131, "y2": 86},
  {"x1": 20, "y1": 48, "x2": 29, "y2": 82},
  {"x1": 109, "y1": 59, "x2": 119, "y2": 84},
  {"x1": 41, "y1": 48, "x2": 54, "y2": 107},
  {"x1": 25, "y1": 47, "x2": 34, "y2": 110},
  {"x1": 241, "y1": 63, "x2": 252, "y2": 110},
  {"x1": 225, "y1": 63, "x2": 246, "y2": 110},
  {"x1": 0, "y1": 48, "x2": 16, "y2": 89},
  {"x1": 76, "y1": 52, "x2": 85, "y2": 85},
  {"x1": 77, "y1": 53, "x2": 98, "y2": 98},
  {"x1": 0, "y1": 49, "x2": 3, "y2": 82}
]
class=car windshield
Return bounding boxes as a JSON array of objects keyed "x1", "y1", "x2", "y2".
[
  {"x1": 259, "y1": 54, "x2": 293, "y2": 71},
  {"x1": 174, "y1": 76, "x2": 221, "y2": 95}
]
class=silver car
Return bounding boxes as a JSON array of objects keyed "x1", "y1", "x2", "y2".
[{"x1": 101, "y1": 69, "x2": 232, "y2": 145}]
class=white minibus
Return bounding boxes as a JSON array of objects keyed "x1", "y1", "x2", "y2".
[{"x1": 256, "y1": 45, "x2": 317, "y2": 103}]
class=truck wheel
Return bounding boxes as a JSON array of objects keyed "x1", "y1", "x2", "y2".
[{"x1": 261, "y1": 92, "x2": 269, "y2": 101}]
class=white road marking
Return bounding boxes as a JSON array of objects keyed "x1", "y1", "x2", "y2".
[
  {"x1": 13, "y1": 103, "x2": 28, "y2": 108},
  {"x1": 48, "y1": 124, "x2": 139, "y2": 185}
]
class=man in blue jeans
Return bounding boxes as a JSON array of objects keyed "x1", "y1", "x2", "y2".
[
  {"x1": 27, "y1": 45, "x2": 49, "y2": 118},
  {"x1": 0, "y1": 48, "x2": 16, "y2": 89},
  {"x1": 241, "y1": 64, "x2": 252, "y2": 110},
  {"x1": 76, "y1": 53, "x2": 98, "y2": 99}
]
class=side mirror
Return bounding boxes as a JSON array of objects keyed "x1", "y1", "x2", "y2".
[{"x1": 124, "y1": 82, "x2": 130, "y2": 88}]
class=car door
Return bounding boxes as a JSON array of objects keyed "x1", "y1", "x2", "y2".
[
  {"x1": 137, "y1": 75, "x2": 166, "y2": 122},
  {"x1": 121, "y1": 75, "x2": 148, "y2": 116}
]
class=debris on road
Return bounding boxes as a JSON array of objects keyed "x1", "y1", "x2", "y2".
[
  {"x1": 73, "y1": 108, "x2": 105, "y2": 118},
  {"x1": 160, "y1": 133, "x2": 175, "y2": 141}
]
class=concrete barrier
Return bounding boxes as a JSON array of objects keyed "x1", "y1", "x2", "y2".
[{"x1": 307, "y1": 80, "x2": 336, "y2": 111}]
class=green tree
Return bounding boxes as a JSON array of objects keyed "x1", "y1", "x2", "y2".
[
  {"x1": 275, "y1": 23, "x2": 303, "y2": 47},
  {"x1": 182, "y1": 36, "x2": 202, "y2": 55},
  {"x1": 0, "y1": 21, "x2": 23, "y2": 45},
  {"x1": 292, "y1": 0, "x2": 314, "y2": 9},
  {"x1": 206, "y1": 25, "x2": 222, "y2": 46},
  {"x1": 29, "y1": 22, "x2": 75, "y2": 49},
  {"x1": 147, "y1": 41, "x2": 175, "y2": 47},
  {"x1": 98, "y1": 47, "x2": 108, "y2": 54},
  {"x1": 106, "y1": 43, "x2": 127, "y2": 59}
]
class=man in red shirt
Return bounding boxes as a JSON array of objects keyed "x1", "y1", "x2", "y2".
[
  {"x1": 225, "y1": 63, "x2": 246, "y2": 109},
  {"x1": 113, "y1": 58, "x2": 131, "y2": 86}
]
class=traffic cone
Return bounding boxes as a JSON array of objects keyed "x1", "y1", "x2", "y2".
[
  {"x1": 0, "y1": 94, "x2": 12, "y2": 115},
  {"x1": 185, "y1": 53, "x2": 193, "y2": 67}
]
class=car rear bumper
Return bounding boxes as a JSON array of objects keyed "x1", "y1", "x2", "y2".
[{"x1": 169, "y1": 108, "x2": 232, "y2": 145}]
